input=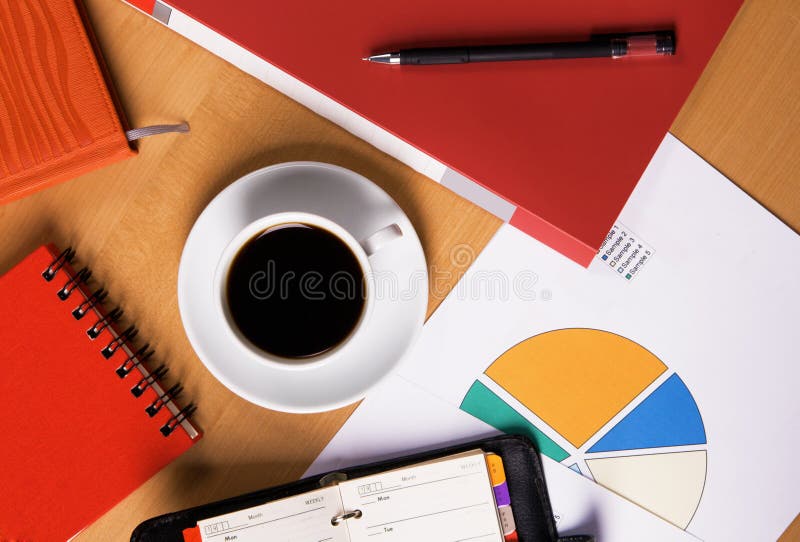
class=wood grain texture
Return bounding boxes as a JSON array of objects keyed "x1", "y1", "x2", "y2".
[{"x1": 0, "y1": 0, "x2": 796, "y2": 539}]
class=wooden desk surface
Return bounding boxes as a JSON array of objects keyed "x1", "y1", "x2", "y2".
[{"x1": 1, "y1": 0, "x2": 797, "y2": 539}]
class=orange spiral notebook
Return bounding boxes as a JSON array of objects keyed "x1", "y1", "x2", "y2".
[{"x1": 0, "y1": 245, "x2": 202, "y2": 541}]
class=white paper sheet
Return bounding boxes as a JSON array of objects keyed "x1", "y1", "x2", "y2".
[
  {"x1": 309, "y1": 134, "x2": 799, "y2": 540},
  {"x1": 385, "y1": 134, "x2": 800, "y2": 540}
]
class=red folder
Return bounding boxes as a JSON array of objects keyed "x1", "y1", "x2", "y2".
[
  {"x1": 0, "y1": 246, "x2": 201, "y2": 541},
  {"x1": 125, "y1": 0, "x2": 742, "y2": 265}
]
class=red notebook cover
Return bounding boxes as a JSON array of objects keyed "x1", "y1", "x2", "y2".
[
  {"x1": 0, "y1": 0, "x2": 137, "y2": 205},
  {"x1": 0, "y1": 245, "x2": 201, "y2": 541},
  {"x1": 125, "y1": 0, "x2": 742, "y2": 266}
]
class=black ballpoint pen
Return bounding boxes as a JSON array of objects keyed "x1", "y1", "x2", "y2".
[{"x1": 364, "y1": 31, "x2": 675, "y2": 65}]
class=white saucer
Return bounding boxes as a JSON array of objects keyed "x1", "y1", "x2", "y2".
[{"x1": 177, "y1": 162, "x2": 428, "y2": 413}]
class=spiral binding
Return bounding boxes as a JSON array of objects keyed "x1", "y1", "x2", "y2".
[
  {"x1": 57, "y1": 267, "x2": 91, "y2": 300},
  {"x1": 87, "y1": 307, "x2": 124, "y2": 339},
  {"x1": 131, "y1": 364, "x2": 169, "y2": 397},
  {"x1": 146, "y1": 383, "x2": 183, "y2": 417},
  {"x1": 102, "y1": 325, "x2": 138, "y2": 359},
  {"x1": 42, "y1": 247, "x2": 74, "y2": 281},
  {"x1": 116, "y1": 344, "x2": 154, "y2": 378},
  {"x1": 160, "y1": 403, "x2": 197, "y2": 437},
  {"x1": 44, "y1": 247, "x2": 198, "y2": 439},
  {"x1": 72, "y1": 288, "x2": 107, "y2": 320}
]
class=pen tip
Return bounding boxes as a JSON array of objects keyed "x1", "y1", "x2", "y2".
[{"x1": 363, "y1": 53, "x2": 397, "y2": 64}]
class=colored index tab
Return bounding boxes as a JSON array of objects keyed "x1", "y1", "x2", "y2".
[
  {"x1": 182, "y1": 526, "x2": 201, "y2": 542},
  {"x1": 493, "y1": 482, "x2": 511, "y2": 508},
  {"x1": 484, "y1": 453, "x2": 519, "y2": 542},
  {"x1": 486, "y1": 452, "x2": 507, "y2": 485}
]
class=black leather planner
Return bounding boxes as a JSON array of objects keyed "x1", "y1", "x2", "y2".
[{"x1": 131, "y1": 435, "x2": 593, "y2": 542}]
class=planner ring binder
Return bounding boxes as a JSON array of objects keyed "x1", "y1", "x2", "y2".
[
  {"x1": 43, "y1": 247, "x2": 200, "y2": 439},
  {"x1": 330, "y1": 509, "x2": 362, "y2": 526}
]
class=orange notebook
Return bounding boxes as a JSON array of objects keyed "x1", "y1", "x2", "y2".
[
  {"x1": 0, "y1": 245, "x2": 202, "y2": 541},
  {"x1": 0, "y1": 0, "x2": 135, "y2": 204}
]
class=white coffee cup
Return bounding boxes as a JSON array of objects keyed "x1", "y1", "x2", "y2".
[{"x1": 213, "y1": 211, "x2": 403, "y2": 370}]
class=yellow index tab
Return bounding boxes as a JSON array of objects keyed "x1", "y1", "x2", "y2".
[{"x1": 485, "y1": 452, "x2": 506, "y2": 486}]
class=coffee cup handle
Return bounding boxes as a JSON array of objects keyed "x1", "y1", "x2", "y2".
[{"x1": 361, "y1": 224, "x2": 403, "y2": 257}]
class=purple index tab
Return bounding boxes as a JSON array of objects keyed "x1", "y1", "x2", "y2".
[{"x1": 493, "y1": 480, "x2": 511, "y2": 507}]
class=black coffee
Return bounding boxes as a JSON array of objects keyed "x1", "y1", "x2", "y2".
[{"x1": 225, "y1": 223, "x2": 366, "y2": 359}]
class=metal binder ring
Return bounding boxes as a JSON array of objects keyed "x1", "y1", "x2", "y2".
[
  {"x1": 87, "y1": 307, "x2": 123, "y2": 339},
  {"x1": 72, "y1": 287, "x2": 107, "y2": 320},
  {"x1": 147, "y1": 383, "x2": 184, "y2": 417},
  {"x1": 331, "y1": 509, "x2": 362, "y2": 526},
  {"x1": 42, "y1": 247, "x2": 75, "y2": 281},
  {"x1": 116, "y1": 344, "x2": 154, "y2": 378},
  {"x1": 131, "y1": 364, "x2": 169, "y2": 397},
  {"x1": 101, "y1": 324, "x2": 138, "y2": 359},
  {"x1": 57, "y1": 266, "x2": 91, "y2": 300},
  {"x1": 160, "y1": 402, "x2": 197, "y2": 437}
]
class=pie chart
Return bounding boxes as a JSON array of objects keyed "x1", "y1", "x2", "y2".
[{"x1": 459, "y1": 328, "x2": 707, "y2": 529}]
